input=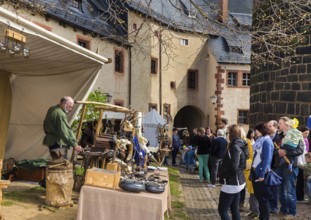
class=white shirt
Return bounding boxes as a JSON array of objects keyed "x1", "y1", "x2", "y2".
[
  {"x1": 221, "y1": 182, "x2": 246, "y2": 194},
  {"x1": 252, "y1": 147, "x2": 262, "y2": 168}
]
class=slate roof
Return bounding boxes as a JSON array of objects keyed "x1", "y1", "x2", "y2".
[
  {"x1": 126, "y1": 0, "x2": 218, "y2": 35},
  {"x1": 22, "y1": 0, "x2": 128, "y2": 45},
  {"x1": 126, "y1": 0, "x2": 252, "y2": 64},
  {"x1": 20, "y1": 0, "x2": 252, "y2": 64},
  {"x1": 207, "y1": 12, "x2": 252, "y2": 64},
  {"x1": 208, "y1": 34, "x2": 251, "y2": 64}
]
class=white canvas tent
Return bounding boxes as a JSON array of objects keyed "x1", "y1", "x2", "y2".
[
  {"x1": 0, "y1": 7, "x2": 110, "y2": 160},
  {"x1": 142, "y1": 109, "x2": 166, "y2": 148}
]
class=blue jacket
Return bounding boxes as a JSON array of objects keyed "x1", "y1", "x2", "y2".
[
  {"x1": 253, "y1": 136, "x2": 274, "y2": 179},
  {"x1": 172, "y1": 134, "x2": 181, "y2": 149}
]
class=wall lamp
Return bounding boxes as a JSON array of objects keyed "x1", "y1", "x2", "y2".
[
  {"x1": 210, "y1": 95, "x2": 217, "y2": 105},
  {"x1": 104, "y1": 92, "x2": 112, "y2": 103}
]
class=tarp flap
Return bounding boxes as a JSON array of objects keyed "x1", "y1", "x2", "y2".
[
  {"x1": 5, "y1": 69, "x2": 100, "y2": 160},
  {"x1": 0, "y1": 71, "x2": 12, "y2": 159}
]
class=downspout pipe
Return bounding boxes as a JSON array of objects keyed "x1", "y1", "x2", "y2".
[
  {"x1": 159, "y1": 33, "x2": 162, "y2": 114},
  {"x1": 128, "y1": 46, "x2": 132, "y2": 107}
]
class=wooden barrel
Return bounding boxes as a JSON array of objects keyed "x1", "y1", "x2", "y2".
[{"x1": 45, "y1": 162, "x2": 74, "y2": 207}]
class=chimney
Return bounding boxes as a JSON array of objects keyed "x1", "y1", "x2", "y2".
[{"x1": 219, "y1": 0, "x2": 228, "y2": 23}]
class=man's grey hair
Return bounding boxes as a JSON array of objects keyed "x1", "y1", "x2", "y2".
[
  {"x1": 217, "y1": 129, "x2": 226, "y2": 137},
  {"x1": 60, "y1": 96, "x2": 73, "y2": 104}
]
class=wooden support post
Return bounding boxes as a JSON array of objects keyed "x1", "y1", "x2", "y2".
[
  {"x1": 76, "y1": 104, "x2": 87, "y2": 140},
  {"x1": 95, "y1": 109, "x2": 104, "y2": 140},
  {"x1": 0, "y1": 159, "x2": 10, "y2": 218}
]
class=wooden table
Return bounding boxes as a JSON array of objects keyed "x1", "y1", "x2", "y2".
[{"x1": 77, "y1": 170, "x2": 170, "y2": 220}]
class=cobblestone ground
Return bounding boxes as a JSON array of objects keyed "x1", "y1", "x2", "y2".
[{"x1": 179, "y1": 167, "x2": 311, "y2": 220}]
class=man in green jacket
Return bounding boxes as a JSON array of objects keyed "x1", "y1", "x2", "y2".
[{"x1": 43, "y1": 96, "x2": 83, "y2": 160}]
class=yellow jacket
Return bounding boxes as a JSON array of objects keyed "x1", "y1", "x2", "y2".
[{"x1": 244, "y1": 138, "x2": 254, "y2": 194}]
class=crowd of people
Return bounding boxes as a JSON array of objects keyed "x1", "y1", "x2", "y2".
[{"x1": 171, "y1": 117, "x2": 311, "y2": 220}]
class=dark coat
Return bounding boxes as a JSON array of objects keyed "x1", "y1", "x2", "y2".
[
  {"x1": 272, "y1": 131, "x2": 304, "y2": 168},
  {"x1": 190, "y1": 134, "x2": 199, "y2": 147},
  {"x1": 219, "y1": 138, "x2": 246, "y2": 186},
  {"x1": 196, "y1": 135, "x2": 211, "y2": 155},
  {"x1": 271, "y1": 131, "x2": 284, "y2": 169},
  {"x1": 210, "y1": 137, "x2": 227, "y2": 159}
]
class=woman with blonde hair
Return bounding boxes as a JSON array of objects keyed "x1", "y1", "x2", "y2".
[{"x1": 218, "y1": 124, "x2": 246, "y2": 220}]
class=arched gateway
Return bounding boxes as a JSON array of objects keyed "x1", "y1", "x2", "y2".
[{"x1": 173, "y1": 105, "x2": 206, "y2": 132}]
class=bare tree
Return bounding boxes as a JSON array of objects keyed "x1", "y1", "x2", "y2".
[{"x1": 251, "y1": 0, "x2": 310, "y2": 67}]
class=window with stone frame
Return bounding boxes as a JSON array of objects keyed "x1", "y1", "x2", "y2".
[
  {"x1": 238, "y1": 110, "x2": 249, "y2": 124},
  {"x1": 163, "y1": 103, "x2": 171, "y2": 121},
  {"x1": 188, "y1": 70, "x2": 198, "y2": 89},
  {"x1": 180, "y1": 38, "x2": 189, "y2": 46},
  {"x1": 151, "y1": 58, "x2": 158, "y2": 74},
  {"x1": 115, "y1": 49, "x2": 124, "y2": 73},
  {"x1": 170, "y1": 81, "x2": 176, "y2": 89},
  {"x1": 77, "y1": 37, "x2": 90, "y2": 49},
  {"x1": 114, "y1": 100, "x2": 124, "y2": 107},
  {"x1": 72, "y1": 0, "x2": 82, "y2": 10},
  {"x1": 149, "y1": 103, "x2": 158, "y2": 111},
  {"x1": 33, "y1": 21, "x2": 52, "y2": 31},
  {"x1": 242, "y1": 73, "x2": 250, "y2": 86},
  {"x1": 133, "y1": 23, "x2": 137, "y2": 31},
  {"x1": 227, "y1": 72, "x2": 238, "y2": 86}
]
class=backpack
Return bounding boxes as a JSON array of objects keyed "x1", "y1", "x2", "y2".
[
  {"x1": 236, "y1": 139, "x2": 248, "y2": 170},
  {"x1": 240, "y1": 139, "x2": 250, "y2": 160}
]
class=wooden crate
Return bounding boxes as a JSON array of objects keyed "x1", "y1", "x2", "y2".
[
  {"x1": 84, "y1": 168, "x2": 120, "y2": 189},
  {"x1": 17, "y1": 167, "x2": 45, "y2": 182},
  {"x1": 106, "y1": 162, "x2": 119, "y2": 171}
]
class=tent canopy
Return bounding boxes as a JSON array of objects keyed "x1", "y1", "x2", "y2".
[
  {"x1": 142, "y1": 109, "x2": 166, "y2": 148},
  {"x1": 0, "y1": 7, "x2": 109, "y2": 160},
  {"x1": 143, "y1": 109, "x2": 166, "y2": 126}
]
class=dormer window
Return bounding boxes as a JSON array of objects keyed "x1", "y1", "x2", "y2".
[
  {"x1": 72, "y1": 0, "x2": 79, "y2": 8},
  {"x1": 72, "y1": 0, "x2": 82, "y2": 11},
  {"x1": 179, "y1": 0, "x2": 196, "y2": 18},
  {"x1": 180, "y1": 39, "x2": 189, "y2": 46},
  {"x1": 229, "y1": 46, "x2": 243, "y2": 54},
  {"x1": 188, "y1": 11, "x2": 196, "y2": 18}
]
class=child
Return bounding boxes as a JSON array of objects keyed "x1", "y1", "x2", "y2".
[
  {"x1": 282, "y1": 128, "x2": 302, "y2": 149},
  {"x1": 184, "y1": 145, "x2": 196, "y2": 173},
  {"x1": 180, "y1": 144, "x2": 188, "y2": 166},
  {"x1": 300, "y1": 152, "x2": 311, "y2": 201},
  {"x1": 281, "y1": 120, "x2": 304, "y2": 172}
]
